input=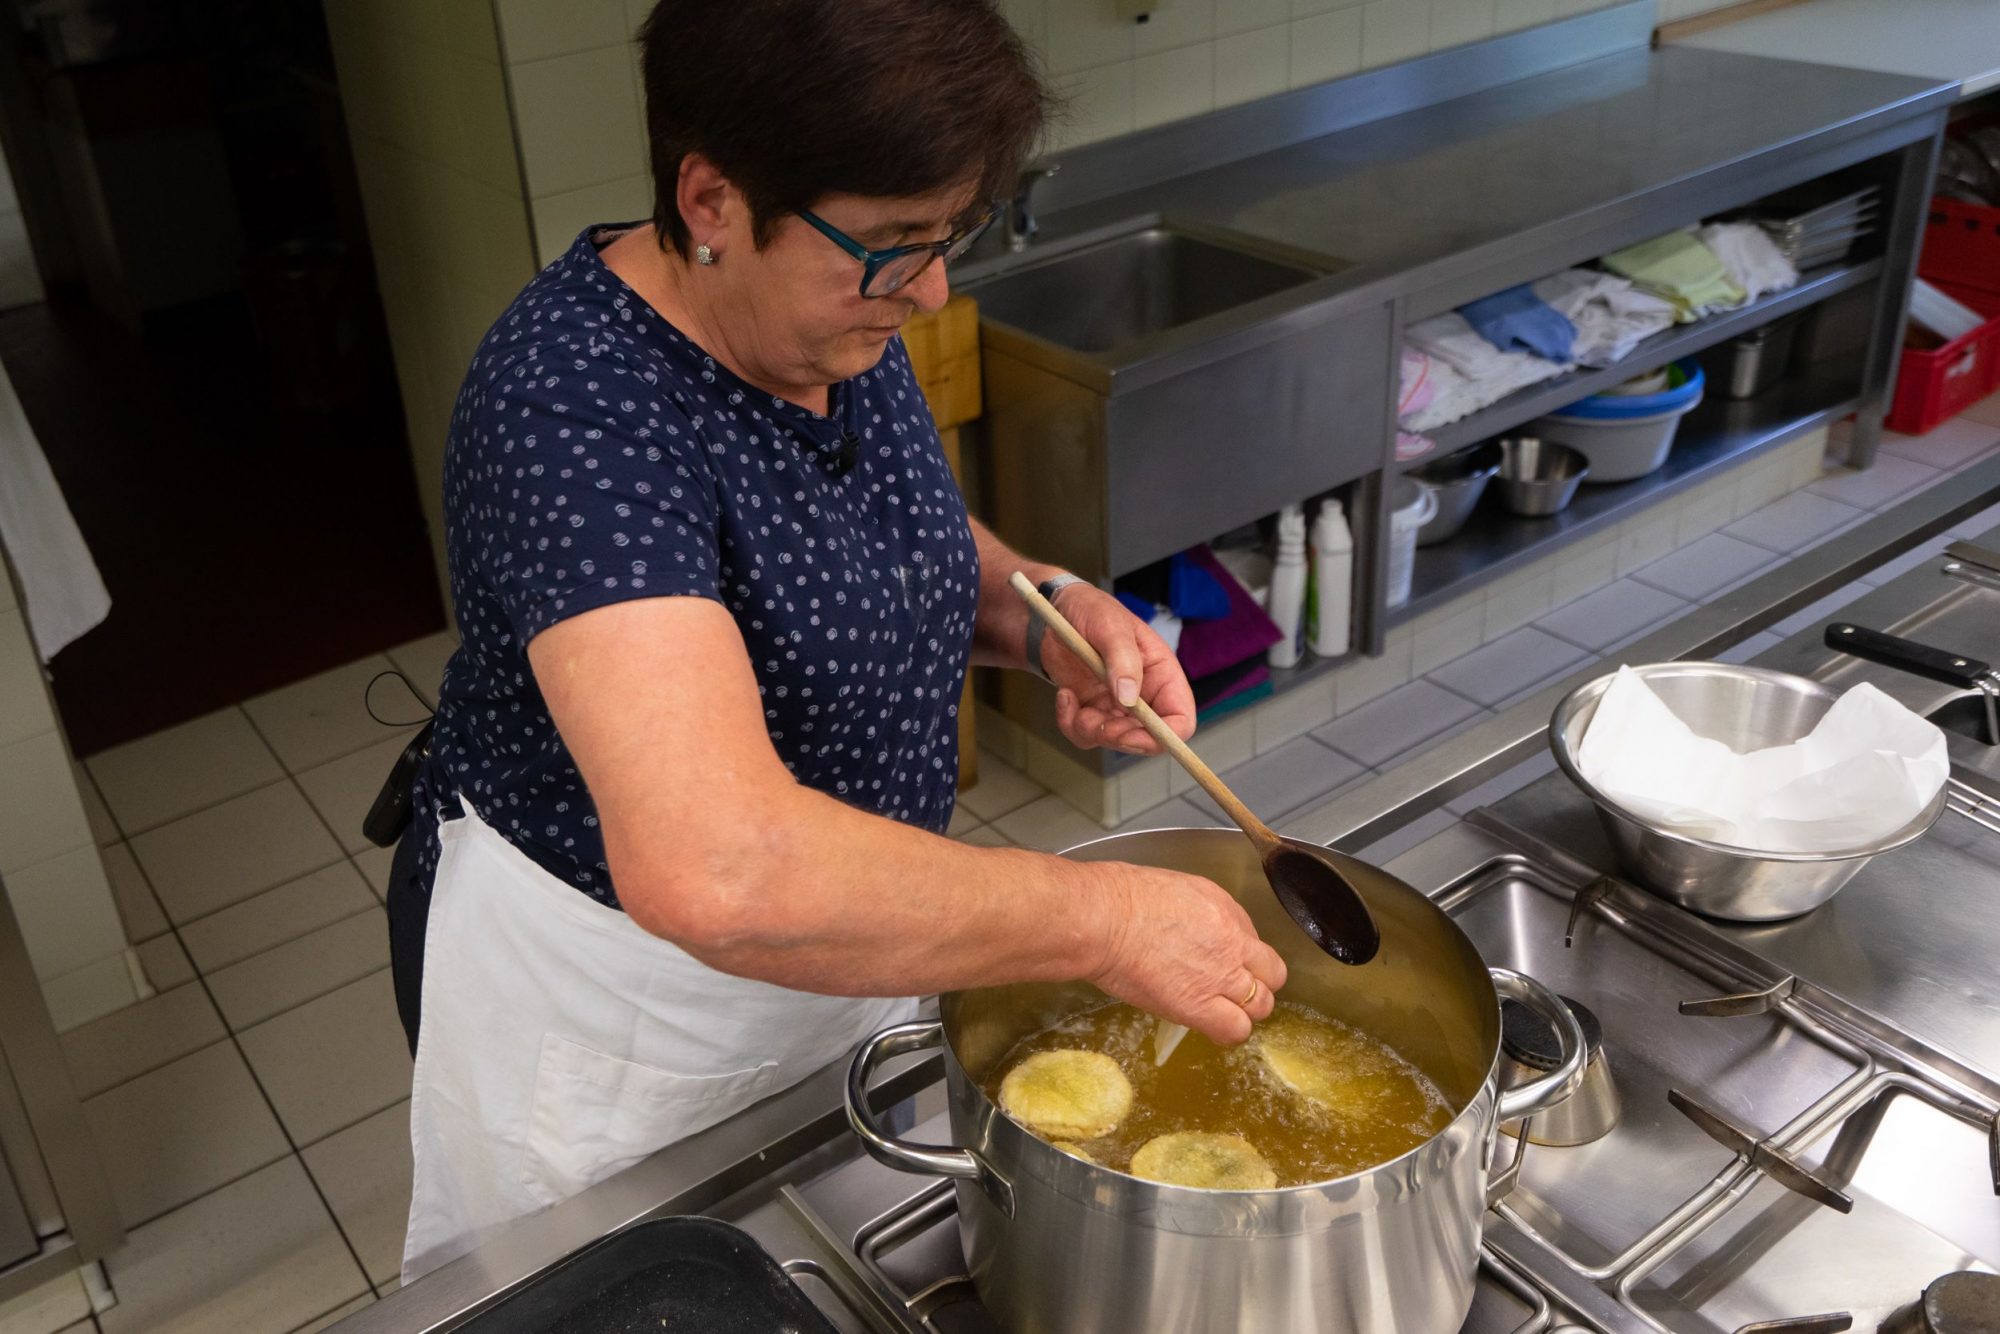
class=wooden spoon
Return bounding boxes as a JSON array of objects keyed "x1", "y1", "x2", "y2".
[{"x1": 1009, "y1": 573, "x2": 1381, "y2": 968}]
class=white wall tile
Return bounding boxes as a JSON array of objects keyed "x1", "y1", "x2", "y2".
[
  {"x1": 1429, "y1": 0, "x2": 1495, "y2": 48},
  {"x1": 497, "y1": 0, "x2": 629, "y2": 63},
  {"x1": 1288, "y1": 8, "x2": 1362, "y2": 86},
  {"x1": 8, "y1": 845, "x2": 124, "y2": 980},
  {"x1": 1220, "y1": 0, "x2": 1292, "y2": 34},
  {"x1": 1050, "y1": 62, "x2": 1136, "y2": 150},
  {"x1": 1361, "y1": 0, "x2": 1432, "y2": 66},
  {"x1": 1333, "y1": 628, "x2": 1413, "y2": 712},
  {"x1": 531, "y1": 176, "x2": 652, "y2": 267},
  {"x1": 1492, "y1": 0, "x2": 1555, "y2": 31},
  {"x1": 1116, "y1": 757, "x2": 1172, "y2": 818},
  {"x1": 1411, "y1": 598, "x2": 1484, "y2": 674},
  {"x1": 0, "y1": 731, "x2": 90, "y2": 877},
  {"x1": 1253, "y1": 674, "x2": 1338, "y2": 750},
  {"x1": 1136, "y1": 0, "x2": 1215, "y2": 53},
  {"x1": 1133, "y1": 42, "x2": 1216, "y2": 129},
  {"x1": 1616, "y1": 510, "x2": 1682, "y2": 577},
  {"x1": 1550, "y1": 532, "x2": 1617, "y2": 606},
  {"x1": 1045, "y1": 0, "x2": 1138, "y2": 73},
  {"x1": 508, "y1": 45, "x2": 646, "y2": 198},
  {"x1": 996, "y1": 0, "x2": 1048, "y2": 48},
  {"x1": 1169, "y1": 711, "x2": 1256, "y2": 794},
  {"x1": 0, "y1": 608, "x2": 52, "y2": 748},
  {"x1": 1482, "y1": 563, "x2": 1554, "y2": 641},
  {"x1": 1215, "y1": 23, "x2": 1290, "y2": 105}
]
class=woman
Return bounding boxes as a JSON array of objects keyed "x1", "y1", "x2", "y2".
[{"x1": 390, "y1": 0, "x2": 1286, "y2": 1283}]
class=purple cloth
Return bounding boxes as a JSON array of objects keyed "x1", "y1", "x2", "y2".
[{"x1": 1175, "y1": 545, "x2": 1283, "y2": 680}]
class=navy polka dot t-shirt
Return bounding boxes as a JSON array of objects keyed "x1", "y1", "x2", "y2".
[{"x1": 411, "y1": 224, "x2": 979, "y2": 907}]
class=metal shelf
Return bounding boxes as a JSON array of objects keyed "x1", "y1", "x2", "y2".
[
  {"x1": 1385, "y1": 355, "x2": 1865, "y2": 625},
  {"x1": 1398, "y1": 258, "x2": 1882, "y2": 465}
]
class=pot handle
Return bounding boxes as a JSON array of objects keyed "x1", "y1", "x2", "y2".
[
  {"x1": 1490, "y1": 968, "x2": 1589, "y2": 1123},
  {"x1": 846, "y1": 1020, "x2": 1015, "y2": 1216}
]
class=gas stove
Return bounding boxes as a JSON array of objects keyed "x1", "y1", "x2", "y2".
[{"x1": 712, "y1": 815, "x2": 2000, "y2": 1334}]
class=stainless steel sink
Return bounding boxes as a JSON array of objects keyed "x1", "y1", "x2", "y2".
[
  {"x1": 968, "y1": 220, "x2": 1378, "y2": 586},
  {"x1": 966, "y1": 223, "x2": 1337, "y2": 358}
]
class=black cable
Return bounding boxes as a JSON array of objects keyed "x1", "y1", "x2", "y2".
[{"x1": 364, "y1": 669, "x2": 436, "y2": 729}]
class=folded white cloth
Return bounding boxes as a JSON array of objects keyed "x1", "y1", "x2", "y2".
[
  {"x1": 1696, "y1": 221, "x2": 1798, "y2": 304},
  {"x1": 1399, "y1": 313, "x2": 1570, "y2": 430},
  {"x1": 1577, "y1": 667, "x2": 1948, "y2": 853},
  {"x1": 1531, "y1": 269, "x2": 1679, "y2": 368}
]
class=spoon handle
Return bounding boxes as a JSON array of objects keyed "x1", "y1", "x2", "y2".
[{"x1": 1009, "y1": 572, "x2": 1281, "y2": 851}]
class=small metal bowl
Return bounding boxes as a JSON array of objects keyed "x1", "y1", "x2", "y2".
[
  {"x1": 1496, "y1": 438, "x2": 1588, "y2": 517},
  {"x1": 1409, "y1": 442, "x2": 1502, "y2": 546},
  {"x1": 1548, "y1": 663, "x2": 1947, "y2": 922}
]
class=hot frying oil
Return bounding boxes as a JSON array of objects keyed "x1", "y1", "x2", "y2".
[{"x1": 985, "y1": 1001, "x2": 1454, "y2": 1187}]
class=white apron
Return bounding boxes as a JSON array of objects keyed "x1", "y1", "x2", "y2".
[{"x1": 401, "y1": 799, "x2": 916, "y2": 1283}]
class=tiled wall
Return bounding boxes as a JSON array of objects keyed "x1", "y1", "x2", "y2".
[
  {"x1": 0, "y1": 142, "x2": 42, "y2": 312},
  {"x1": 322, "y1": 0, "x2": 540, "y2": 591},
  {"x1": 997, "y1": 0, "x2": 1740, "y2": 151},
  {"x1": 497, "y1": 0, "x2": 1742, "y2": 260},
  {"x1": 341, "y1": 0, "x2": 1746, "y2": 586},
  {"x1": 0, "y1": 552, "x2": 137, "y2": 1030}
]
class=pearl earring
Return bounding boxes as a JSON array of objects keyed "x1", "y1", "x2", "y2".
[{"x1": 695, "y1": 243, "x2": 716, "y2": 266}]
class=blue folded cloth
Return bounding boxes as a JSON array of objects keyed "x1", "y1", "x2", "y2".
[
  {"x1": 1457, "y1": 284, "x2": 1577, "y2": 363},
  {"x1": 1115, "y1": 591, "x2": 1157, "y2": 622},
  {"x1": 1167, "y1": 551, "x2": 1232, "y2": 621}
]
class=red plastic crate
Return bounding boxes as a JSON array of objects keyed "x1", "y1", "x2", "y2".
[
  {"x1": 1920, "y1": 196, "x2": 2000, "y2": 297},
  {"x1": 1887, "y1": 281, "x2": 2000, "y2": 435}
]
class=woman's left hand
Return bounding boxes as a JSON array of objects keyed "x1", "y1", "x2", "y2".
[{"x1": 1042, "y1": 585, "x2": 1197, "y2": 755}]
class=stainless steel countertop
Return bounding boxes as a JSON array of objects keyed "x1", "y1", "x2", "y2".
[
  {"x1": 951, "y1": 16, "x2": 1956, "y2": 390},
  {"x1": 351, "y1": 457, "x2": 2000, "y2": 1332},
  {"x1": 1039, "y1": 48, "x2": 1946, "y2": 292},
  {"x1": 1674, "y1": 0, "x2": 2000, "y2": 101}
]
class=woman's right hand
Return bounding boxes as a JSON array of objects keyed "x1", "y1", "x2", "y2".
[{"x1": 1087, "y1": 863, "x2": 1288, "y2": 1046}]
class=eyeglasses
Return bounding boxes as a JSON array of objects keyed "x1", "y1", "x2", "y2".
[{"x1": 798, "y1": 206, "x2": 998, "y2": 298}]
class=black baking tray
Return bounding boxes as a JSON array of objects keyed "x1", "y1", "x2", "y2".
[{"x1": 457, "y1": 1216, "x2": 838, "y2": 1333}]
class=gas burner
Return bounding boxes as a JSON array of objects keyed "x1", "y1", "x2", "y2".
[
  {"x1": 1881, "y1": 1273, "x2": 2000, "y2": 1334},
  {"x1": 1500, "y1": 994, "x2": 1620, "y2": 1146}
]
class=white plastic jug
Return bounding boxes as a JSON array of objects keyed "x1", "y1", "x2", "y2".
[{"x1": 1387, "y1": 480, "x2": 1439, "y2": 609}]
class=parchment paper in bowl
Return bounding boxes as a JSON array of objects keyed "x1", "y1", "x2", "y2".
[{"x1": 1576, "y1": 666, "x2": 1949, "y2": 853}]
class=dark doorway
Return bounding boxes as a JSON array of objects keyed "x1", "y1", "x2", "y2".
[{"x1": 0, "y1": 0, "x2": 445, "y2": 756}]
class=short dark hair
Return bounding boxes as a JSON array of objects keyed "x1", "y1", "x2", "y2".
[{"x1": 636, "y1": 0, "x2": 1052, "y2": 257}]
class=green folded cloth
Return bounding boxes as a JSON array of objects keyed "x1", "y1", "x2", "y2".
[{"x1": 1601, "y1": 231, "x2": 1745, "y2": 323}]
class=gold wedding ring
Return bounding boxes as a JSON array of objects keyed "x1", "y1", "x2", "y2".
[{"x1": 1239, "y1": 978, "x2": 1260, "y2": 1008}]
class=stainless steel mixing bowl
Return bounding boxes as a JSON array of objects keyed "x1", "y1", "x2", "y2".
[{"x1": 1548, "y1": 662, "x2": 1948, "y2": 921}]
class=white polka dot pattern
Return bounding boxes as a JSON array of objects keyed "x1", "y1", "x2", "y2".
[{"x1": 410, "y1": 225, "x2": 979, "y2": 907}]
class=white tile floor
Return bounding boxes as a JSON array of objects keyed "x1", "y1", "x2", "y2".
[
  {"x1": 24, "y1": 631, "x2": 452, "y2": 1334},
  {"x1": 20, "y1": 396, "x2": 2000, "y2": 1334}
]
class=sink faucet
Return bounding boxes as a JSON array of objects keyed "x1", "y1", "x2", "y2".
[{"x1": 1006, "y1": 162, "x2": 1060, "y2": 253}]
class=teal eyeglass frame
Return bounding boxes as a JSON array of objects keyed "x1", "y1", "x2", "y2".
[{"x1": 798, "y1": 206, "x2": 999, "y2": 298}]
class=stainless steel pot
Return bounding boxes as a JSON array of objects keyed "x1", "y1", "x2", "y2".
[
  {"x1": 846, "y1": 828, "x2": 1587, "y2": 1334},
  {"x1": 1410, "y1": 442, "x2": 1502, "y2": 547}
]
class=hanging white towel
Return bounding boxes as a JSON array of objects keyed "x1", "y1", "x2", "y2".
[{"x1": 0, "y1": 359, "x2": 110, "y2": 660}]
